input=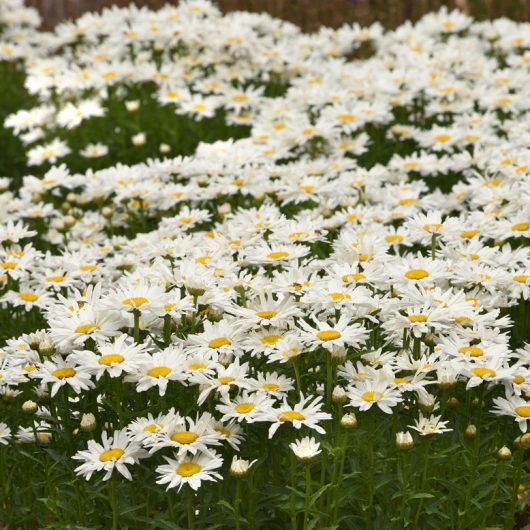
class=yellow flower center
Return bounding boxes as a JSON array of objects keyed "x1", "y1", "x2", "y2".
[
  {"x1": 460, "y1": 229, "x2": 479, "y2": 239},
  {"x1": 122, "y1": 297, "x2": 148, "y2": 307},
  {"x1": 75, "y1": 324, "x2": 97, "y2": 334},
  {"x1": 208, "y1": 337, "x2": 231, "y2": 349},
  {"x1": 470, "y1": 367, "x2": 496, "y2": 379},
  {"x1": 514, "y1": 406, "x2": 530, "y2": 418},
  {"x1": 514, "y1": 375, "x2": 525, "y2": 385},
  {"x1": 1, "y1": 262, "x2": 16, "y2": 269},
  {"x1": 385, "y1": 235, "x2": 404, "y2": 243},
  {"x1": 143, "y1": 424, "x2": 160, "y2": 433},
  {"x1": 235, "y1": 403, "x2": 256, "y2": 414},
  {"x1": 455, "y1": 316, "x2": 472, "y2": 324},
  {"x1": 329, "y1": 292, "x2": 350, "y2": 301},
  {"x1": 99, "y1": 448, "x2": 124, "y2": 462},
  {"x1": 19, "y1": 293, "x2": 38, "y2": 302},
  {"x1": 423, "y1": 223, "x2": 442, "y2": 232},
  {"x1": 316, "y1": 330, "x2": 341, "y2": 341},
  {"x1": 46, "y1": 275, "x2": 65, "y2": 283},
  {"x1": 405, "y1": 269, "x2": 429, "y2": 280},
  {"x1": 341, "y1": 273, "x2": 365, "y2": 282},
  {"x1": 218, "y1": 376, "x2": 234, "y2": 385},
  {"x1": 513, "y1": 275, "x2": 529, "y2": 284},
  {"x1": 80, "y1": 265, "x2": 97, "y2": 272},
  {"x1": 279, "y1": 411, "x2": 305, "y2": 422},
  {"x1": 171, "y1": 431, "x2": 199, "y2": 444},
  {"x1": 435, "y1": 134, "x2": 450, "y2": 143},
  {"x1": 361, "y1": 391, "x2": 384, "y2": 401},
  {"x1": 459, "y1": 346, "x2": 483, "y2": 357},
  {"x1": 99, "y1": 354, "x2": 124, "y2": 366},
  {"x1": 261, "y1": 383, "x2": 280, "y2": 391},
  {"x1": 177, "y1": 462, "x2": 201, "y2": 477},
  {"x1": 256, "y1": 311, "x2": 277, "y2": 320},
  {"x1": 147, "y1": 366, "x2": 171, "y2": 378},
  {"x1": 189, "y1": 362, "x2": 207, "y2": 371},
  {"x1": 407, "y1": 314, "x2": 428, "y2": 323},
  {"x1": 260, "y1": 335, "x2": 281, "y2": 345},
  {"x1": 267, "y1": 251, "x2": 289, "y2": 260},
  {"x1": 512, "y1": 223, "x2": 529, "y2": 232},
  {"x1": 52, "y1": 367, "x2": 76, "y2": 379}
]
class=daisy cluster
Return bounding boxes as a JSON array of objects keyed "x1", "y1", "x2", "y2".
[{"x1": 1, "y1": 0, "x2": 530, "y2": 527}]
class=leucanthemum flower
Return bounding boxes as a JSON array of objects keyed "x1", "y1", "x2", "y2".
[
  {"x1": 290, "y1": 436, "x2": 321, "y2": 461},
  {"x1": 492, "y1": 393, "x2": 530, "y2": 432},
  {"x1": 155, "y1": 450, "x2": 223, "y2": 491},
  {"x1": 257, "y1": 394, "x2": 332, "y2": 439},
  {"x1": 125, "y1": 349, "x2": 187, "y2": 396},
  {"x1": 410, "y1": 413, "x2": 452, "y2": 436},
  {"x1": 73, "y1": 429, "x2": 147, "y2": 481},
  {"x1": 70, "y1": 334, "x2": 149, "y2": 380},
  {"x1": 298, "y1": 315, "x2": 368, "y2": 352},
  {"x1": 33, "y1": 356, "x2": 94, "y2": 397}
]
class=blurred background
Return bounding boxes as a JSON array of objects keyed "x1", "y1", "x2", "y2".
[{"x1": 25, "y1": 0, "x2": 530, "y2": 31}]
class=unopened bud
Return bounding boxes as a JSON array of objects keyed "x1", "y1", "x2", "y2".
[
  {"x1": 230, "y1": 456, "x2": 255, "y2": 477},
  {"x1": 331, "y1": 346, "x2": 347, "y2": 364},
  {"x1": 132, "y1": 132, "x2": 146, "y2": 146},
  {"x1": 447, "y1": 397, "x2": 459, "y2": 408},
  {"x1": 22, "y1": 400, "x2": 38, "y2": 414},
  {"x1": 125, "y1": 100, "x2": 140, "y2": 112},
  {"x1": 417, "y1": 391, "x2": 436, "y2": 414},
  {"x1": 39, "y1": 338, "x2": 55, "y2": 357},
  {"x1": 218, "y1": 203, "x2": 231, "y2": 216},
  {"x1": 80, "y1": 413, "x2": 97, "y2": 432},
  {"x1": 497, "y1": 446, "x2": 512, "y2": 460},
  {"x1": 332, "y1": 385, "x2": 347, "y2": 404},
  {"x1": 340, "y1": 413, "x2": 358, "y2": 429},
  {"x1": 423, "y1": 333, "x2": 436, "y2": 347},
  {"x1": 159, "y1": 143, "x2": 171, "y2": 154},
  {"x1": 465, "y1": 424, "x2": 477, "y2": 439},
  {"x1": 396, "y1": 431, "x2": 414, "y2": 450}
]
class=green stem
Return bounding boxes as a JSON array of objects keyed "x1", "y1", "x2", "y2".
[
  {"x1": 187, "y1": 487, "x2": 194, "y2": 529},
  {"x1": 413, "y1": 437, "x2": 431, "y2": 529},
  {"x1": 303, "y1": 464, "x2": 312, "y2": 530},
  {"x1": 133, "y1": 309, "x2": 141, "y2": 343},
  {"x1": 109, "y1": 474, "x2": 119, "y2": 530},
  {"x1": 399, "y1": 452, "x2": 410, "y2": 527},
  {"x1": 431, "y1": 233, "x2": 437, "y2": 259},
  {"x1": 234, "y1": 479, "x2": 241, "y2": 530},
  {"x1": 508, "y1": 450, "x2": 524, "y2": 528}
]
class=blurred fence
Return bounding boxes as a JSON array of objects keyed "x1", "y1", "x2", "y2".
[{"x1": 26, "y1": 0, "x2": 530, "y2": 31}]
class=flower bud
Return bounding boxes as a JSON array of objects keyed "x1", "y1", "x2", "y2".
[
  {"x1": 22, "y1": 400, "x2": 38, "y2": 414},
  {"x1": 423, "y1": 333, "x2": 436, "y2": 347},
  {"x1": 218, "y1": 203, "x2": 232, "y2": 216},
  {"x1": 497, "y1": 446, "x2": 512, "y2": 460},
  {"x1": 517, "y1": 433, "x2": 530, "y2": 450},
  {"x1": 159, "y1": 143, "x2": 171, "y2": 154},
  {"x1": 447, "y1": 397, "x2": 459, "y2": 408},
  {"x1": 230, "y1": 456, "x2": 255, "y2": 477},
  {"x1": 417, "y1": 390, "x2": 436, "y2": 413},
  {"x1": 332, "y1": 385, "x2": 347, "y2": 404},
  {"x1": 38, "y1": 338, "x2": 56, "y2": 357},
  {"x1": 290, "y1": 437, "x2": 321, "y2": 462},
  {"x1": 331, "y1": 346, "x2": 347, "y2": 364},
  {"x1": 396, "y1": 431, "x2": 414, "y2": 450},
  {"x1": 340, "y1": 413, "x2": 358, "y2": 429},
  {"x1": 125, "y1": 100, "x2": 140, "y2": 112},
  {"x1": 464, "y1": 424, "x2": 477, "y2": 439},
  {"x1": 132, "y1": 132, "x2": 146, "y2": 146},
  {"x1": 80, "y1": 413, "x2": 97, "y2": 432}
]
